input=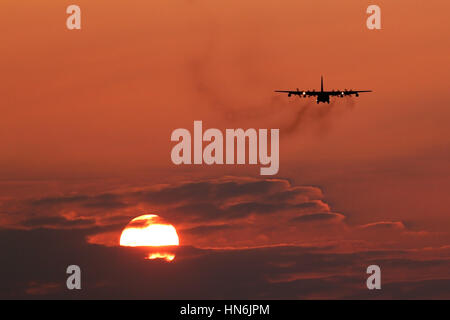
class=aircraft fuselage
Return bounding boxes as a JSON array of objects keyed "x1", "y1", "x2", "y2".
[{"x1": 316, "y1": 93, "x2": 330, "y2": 104}]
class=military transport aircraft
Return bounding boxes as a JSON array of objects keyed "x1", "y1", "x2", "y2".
[{"x1": 275, "y1": 76, "x2": 372, "y2": 104}]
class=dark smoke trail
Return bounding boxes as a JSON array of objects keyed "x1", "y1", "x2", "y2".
[
  {"x1": 344, "y1": 96, "x2": 356, "y2": 110},
  {"x1": 282, "y1": 101, "x2": 312, "y2": 134},
  {"x1": 316, "y1": 100, "x2": 335, "y2": 118},
  {"x1": 188, "y1": 38, "x2": 359, "y2": 136},
  {"x1": 281, "y1": 98, "x2": 341, "y2": 136}
]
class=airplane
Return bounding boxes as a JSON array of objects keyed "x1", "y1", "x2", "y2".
[{"x1": 275, "y1": 76, "x2": 372, "y2": 104}]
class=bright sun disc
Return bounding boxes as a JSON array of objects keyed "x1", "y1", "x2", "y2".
[{"x1": 119, "y1": 214, "x2": 179, "y2": 247}]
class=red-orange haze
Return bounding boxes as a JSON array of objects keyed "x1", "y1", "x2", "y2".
[{"x1": 0, "y1": 0, "x2": 450, "y2": 299}]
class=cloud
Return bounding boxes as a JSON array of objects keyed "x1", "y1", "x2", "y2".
[
  {"x1": 183, "y1": 224, "x2": 235, "y2": 235},
  {"x1": 30, "y1": 193, "x2": 129, "y2": 210},
  {"x1": 2, "y1": 227, "x2": 450, "y2": 299},
  {"x1": 0, "y1": 176, "x2": 445, "y2": 299},
  {"x1": 348, "y1": 279, "x2": 450, "y2": 300},
  {"x1": 358, "y1": 221, "x2": 406, "y2": 231},
  {"x1": 0, "y1": 177, "x2": 332, "y2": 243},
  {"x1": 21, "y1": 216, "x2": 96, "y2": 229},
  {"x1": 291, "y1": 212, "x2": 345, "y2": 223},
  {"x1": 0, "y1": 177, "x2": 427, "y2": 250},
  {"x1": 25, "y1": 281, "x2": 62, "y2": 296}
]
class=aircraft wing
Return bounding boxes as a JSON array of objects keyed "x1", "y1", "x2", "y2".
[
  {"x1": 327, "y1": 90, "x2": 372, "y2": 96},
  {"x1": 274, "y1": 90, "x2": 318, "y2": 97}
]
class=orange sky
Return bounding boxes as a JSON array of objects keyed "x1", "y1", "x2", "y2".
[
  {"x1": 1, "y1": 0, "x2": 449, "y2": 222},
  {"x1": 0, "y1": 0, "x2": 450, "y2": 298}
]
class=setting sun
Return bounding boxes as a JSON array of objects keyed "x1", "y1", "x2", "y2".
[{"x1": 119, "y1": 214, "x2": 179, "y2": 247}]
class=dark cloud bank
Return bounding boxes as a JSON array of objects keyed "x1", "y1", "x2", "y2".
[{"x1": 1, "y1": 177, "x2": 449, "y2": 299}]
